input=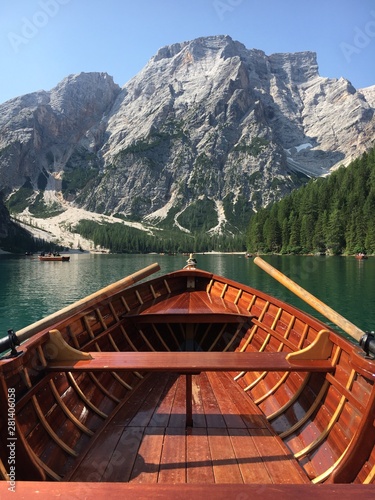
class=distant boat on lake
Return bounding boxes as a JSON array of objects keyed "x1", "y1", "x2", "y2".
[
  {"x1": 355, "y1": 253, "x2": 368, "y2": 260},
  {"x1": 39, "y1": 253, "x2": 70, "y2": 262}
]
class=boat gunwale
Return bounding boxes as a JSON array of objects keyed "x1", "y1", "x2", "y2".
[{"x1": 2, "y1": 481, "x2": 375, "y2": 499}]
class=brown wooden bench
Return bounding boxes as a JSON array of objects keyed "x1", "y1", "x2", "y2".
[
  {"x1": 46, "y1": 350, "x2": 334, "y2": 374},
  {"x1": 47, "y1": 351, "x2": 333, "y2": 428},
  {"x1": 45, "y1": 329, "x2": 334, "y2": 427}
]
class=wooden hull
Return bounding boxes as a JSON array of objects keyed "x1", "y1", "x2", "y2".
[
  {"x1": 39, "y1": 255, "x2": 70, "y2": 261},
  {"x1": 1, "y1": 262, "x2": 374, "y2": 495}
]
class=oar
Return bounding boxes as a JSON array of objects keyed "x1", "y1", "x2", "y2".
[
  {"x1": 0, "y1": 262, "x2": 161, "y2": 355},
  {"x1": 253, "y1": 256, "x2": 366, "y2": 343}
]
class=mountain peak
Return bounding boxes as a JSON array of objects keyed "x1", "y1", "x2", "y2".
[
  {"x1": 1, "y1": 36, "x2": 374, "y2": 242},
  {"x1": 268, "y1": 50, "x2": 319, "y2": 83}
]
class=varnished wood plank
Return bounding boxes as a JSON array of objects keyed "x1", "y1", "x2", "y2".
[
  {"x1": 5, "y1": 483, "x2": 375, "y2": 500},
  {"x1": 215, "y1": 371, "x2": 271, "y2": 429},
  {"x1": 47, "y1": 351, "x2": 334, "y2": 373},
  {"x1": 186, "y1": 427, "x2": 214, "y2": 483},
  {"x1": 207, "y1": 427, "x2": 244, "y2": 483},
  {"x1": 206, "y1": 371, "x2": 247, "y2": 429},
  {"x1": 128, "y1": 290, "x2": 252, "y2": 318},
  {"x1": 110, "y1": 374, "x2": 160, "y2": 426},
  {"x1": 229, "y1": 428, "x2": 273, "y2": 484},
  {"x1": 149, "y1": 374, "x2": 179, "y2": 427},
  {"x1": 127, "y1": 373, "x2": 170, "y2": 427},
  {"x1": 168, "y1": 375, "x2": 187, "y2": 428},
  {"x1": 158, "y1": 427, "x2": 186, "y2": 483},
  {"x1": 190, "y1": 374, "x2": 207, "y2": 428},
  {"x1": 69, "y1": 424, "x2": 123, "y2": 481},
  {"x1": 190, "y1": 291, "x2": 249, "y2": 316},
  {"x1": 199, "y1": 372, "x2": 226, "y2": 428},
  {"x1": 130, "y1": 427, "x2": 164, "y2": 483},
  {"x1": 102, "y1": 427, "x2": 143, "y2": 481},
  {"x1": 251, "y1": 428, "x2": 310, "y2": 483},
  {"x1": 201, "y1": 371, "x2": 268, "y2": 431},
  {"x1": 125, "y1": 289, "x2": 253, "y2": 323}
]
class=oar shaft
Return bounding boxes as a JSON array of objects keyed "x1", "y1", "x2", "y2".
[{"x1": 254, "y1": 257, "x2": 365, "y2": 342}]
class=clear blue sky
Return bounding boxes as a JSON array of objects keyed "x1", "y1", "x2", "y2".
[{"x1": 1, "y1": 0, "x2": 375, "y2": 104}]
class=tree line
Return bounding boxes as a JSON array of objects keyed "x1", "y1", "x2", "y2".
[
  {"x1": 74, "y1": 220, "x2": 246, "y2": 254},
  {"x1": 246, "y1": 146, "x2": 375, "y2": 255}
]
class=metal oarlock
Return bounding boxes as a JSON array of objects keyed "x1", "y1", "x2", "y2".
[
  {"x1": 0, "y1": 329, "x2": 22, "y2": 357},
  {"x1": 359, "y1": 331, "x2": 375, "y2": 359}
]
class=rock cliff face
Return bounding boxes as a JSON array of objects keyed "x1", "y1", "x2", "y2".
[
  {"x1": 0, "y1": 72, "x2": 120, "y2": 194},
  {"x1": 360, "y1": 85, "x2": 375, "y2": 108},
  {"x1": 0, "y1": 35, "x2": 374, "y2": 235}
]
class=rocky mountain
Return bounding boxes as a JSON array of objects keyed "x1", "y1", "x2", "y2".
[
  {"x1": 0, "y1": 35, "x2": 374, "y2": 241},
  {"x1": 360, "y1": 85, "x2": 375, "y2": 108}
]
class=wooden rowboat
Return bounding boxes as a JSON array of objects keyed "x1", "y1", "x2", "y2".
[
  {"x1": 355, "y1": 253, "x2": 368, "y2": 260},
  {"x1": 1, "y1": 257, "x2": 375, "y2": 499},
  {"x1": 39, "y1": 255, "x2": 70, "y2": 262}
]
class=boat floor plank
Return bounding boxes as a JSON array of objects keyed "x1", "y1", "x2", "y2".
[
  {"x1": 206, "y1": 370, "x2": 248, "y2": 429},
  {"x1": 186, "y1": 427, "x2": 215, "y2": 483},
  {"x1": 103, "y1": 426, "x2": 144, "y2": 482},
  {"x1": 110, "y1": 372, "x2": 171, "y2": 427},
  {"x1": 127, "y1": 373, "x2": 172, "y2": 428},
  {"x1": 130, "y1": 427, "x2": 164, "y2": 483},
  {"x1": 251, "y1": 428, "x2": 310, "y2": 484},
  {"x1": 149, "y1": 375, "x2": 179, "y2": 427},
  {"x1": 198, "y1": 372, "x2": 227, "y2": 428},
  {"x1": 190, "y1": 374, "x2": 207, "y2": 428},
  {"x1": 68, "y1": 372, "x2": 310, "y2": 484},
  {"x1": 229, "y1": 427, "x2": 273, "y2": 484},
  {"x1": 158, "y1": 427, "x2": 187, "y2": 483},
  {"x1": 168, "y1": 374, "x2": 188, "y2": 428},
  {"x1": 69, "y1": 424, "x2": 124, "y2": 481},
  {"x1": 207, "y1": 427, "x2": 244, "y2": 483}
]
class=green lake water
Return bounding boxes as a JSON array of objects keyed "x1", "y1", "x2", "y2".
[{"x1": 0, "y1": 253, "x2": 374, "y2": 342}]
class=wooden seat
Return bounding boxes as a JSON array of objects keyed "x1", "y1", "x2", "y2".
[
  {"x1": 46, "y1": 351, "x2": 334, "y2": 373},
  {"x1": 47, "y1": 350, "x2": 333, "y2": 429},
  {"x1": 45, "y1": 329, "x2": 333, "y2": 428}
]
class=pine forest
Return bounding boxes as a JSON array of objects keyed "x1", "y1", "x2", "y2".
[{"x1": 246, "y1": 145, "x2": 375, "y2": 255}]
